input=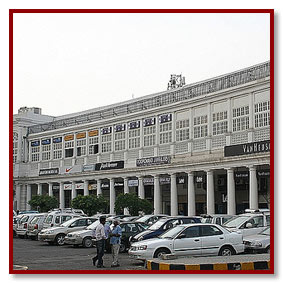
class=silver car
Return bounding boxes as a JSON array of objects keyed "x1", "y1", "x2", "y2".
[
  {"x1": 38, "y1": 217, "x2": 96, "y2": 245},
  {"x1": 243, "y1": 227, "x2": 270, "y2": 253},
  {"x1": 16, "y1": 214, "x2": 40, "y2": 238},
  {"x1": 27, "y1": 213, "x2": 48, "y2": 240}
]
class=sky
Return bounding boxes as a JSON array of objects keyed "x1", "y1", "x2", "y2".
[{"x1": 13, "y1": 12, "x2": 270, "y2": 117}]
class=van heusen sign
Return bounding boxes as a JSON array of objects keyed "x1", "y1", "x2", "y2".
[
  {"x1": 136, "y1": 156, "x2": 171, "y2": 167},
  {"x1": 224, "y1": 140, "x2": 270, "y2": 157}
]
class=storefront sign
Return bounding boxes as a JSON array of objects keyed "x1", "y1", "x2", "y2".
[
  {"x1": 257, "y1": 170, "x2": 270, "y2": 177},
  {"x1": 61, "y1": 165, "x2": 82, "y2": 174},
  {"x1": 235, "y1": 172, "x2": 249, "y2": 179},
  {"x1": 114, "y1": 124, "x2": 126, "y2": 132},
  {"x1": 75, "y1": 183, "x2": 84, "y2": 190},
  {"x1": 177, "y1": 176, "x2": 186, "y2": 184},
  {"x1": 159, "y1": 113, "x2": 172, "y2": 123},
  {"x1": 64, "y1": 134, "x2": 74, "y2": 141},
  {"x1": 143, "y1": 117, "x2": 155, "y2": 127},
  {"x1": 114, "y1": 182, "x2": 124, "y2": 187},
  {"x1": 101, "y1": 182, "x2": 109, "y2": 189},
  {"x1": 31, "y1": 140, "x2": 40, "y2": 147},
  {"x1": 88, "y1": 184, "x2": 97, "y2": 190},
  {"x1": 41, "y1": 139, "x2": 51, "y2": 145},
  {"x1": 143, "y1": 178, "x2": 154, "y2": 186},
  {"x1": 39, "y1": 168, "x2": 59, "y2": 176},
  {"x1": 53, "y1": 137, "x2": 62, "y2": 143},
  {"x1": 89, "y1": 130, "x2": 99, "y2": 137},
  {"x1": 195, "y1": 175, "x2": 206, "y2": 183},
  {"x1": 136, "y1": 156, "x2": 171, "y2": 167},
  {"x1": 160, "y1": 177, "x2": 171, "y2": 185},
  {"x1": 101, "y1": 127, "x2": 112, "y2": 135},
  {"x1": 76, "y1": 132, "x2": 86, "y2": 139},
  {"x1": 128, "y1": 179, "x2": 139, "y2": 187},
  {"x1": 82, "y1": 164, "x2": 96, "y2": 172},
  {"x1": 224, "y1": 140, "x2": 270, "y2": 157},
  {"x1": 95, "y1": 161, "x2": 124, "y2": 171},
  {"x1": 64, "y1": 184, "x2": 72, "y2": 190},
  {"x1": 129, "y1": 121, "x2": 140, "y2": 129}
]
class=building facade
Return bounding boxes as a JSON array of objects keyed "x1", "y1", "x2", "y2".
[{"x1": 13, "y1": 61, "x2": 271, "y2": 216}]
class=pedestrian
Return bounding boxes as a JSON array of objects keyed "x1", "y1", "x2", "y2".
[
  {"x1": 92, "y1": 216, "x2": 106, "y2": 268},
  {"x1": 110, "y1": 220, "x2": 122, "y2": 267}
]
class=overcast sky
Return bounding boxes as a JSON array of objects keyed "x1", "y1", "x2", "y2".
[{"x1": 13, "y1": 12, "x2": 270, "y2": 117}]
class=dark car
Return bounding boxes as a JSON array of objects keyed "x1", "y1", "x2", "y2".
[
  {"x1": 130, "y1": 216, "x2": 202, "y2": 243},
  {"x1": 105, "y1": 221, "x2": 148, "y2": 253}
]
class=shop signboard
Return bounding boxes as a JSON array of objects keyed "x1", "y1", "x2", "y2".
[
  {"x1": 82, "y1": 164, "x2": 95, "y2": 172},
  {"x1": 39, "y1": 168, "x2": 59, "y2": 176},
  {"x1": 95, "y1": 161, "x2": 124, "y2": 171},
  {"x1": 224, "y1": 140, "x2": 270, "y2": 157},
  {"x1": 128, "y1": 179, "x2": 139, "y2": 187},
  {"x1": 136, "y1": 156, "x2": 171, "y2": 167},
  {"x1": 64, "y1": 184, "x2": 72, "y2": 190},
  {"x1": 257, "y1": 170, "x2": 270, "y2": 177}
]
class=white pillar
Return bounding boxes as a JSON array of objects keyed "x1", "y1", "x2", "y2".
[
  {"x1": 71, "y1": 181, "x2": 77, "y2": 200},
  {"x1": 26, "y1": 184, "x2": 32, "y2": 210},
  {"x1": 170, "y1": 173, "x2": 178, "y2": 216},
  {"x1": 110, "y1": 178, "x2": 115, "y2": 214},
  {"x1": 206, "y1": 170, "x2": 215, "y2": 214},
  {"x1": 138, "y1": 177, "x2": 145, "y2": 199},
  {"x1": 15, "y1": 184, "x2": 21, "y2": 211},
  {"x1": 124, "y1": 178, "x2": 129, "y2": 215},
  {"x1": 227, "y1": 168, "x2": 236, "y2": 215},
  {"x1": 187, "y1": 172, "x2": 195, "y2": 216},
  {"x1": 154, "y1": 175, "x2": 161, "y2": 214},
  {"x1": 249, "y1": 166, "x2": 258, "y2": 210},
  {"x1": 37, "y1": 183, "x2": 42, "y2": 196},
  {"x1": 84, "y1": 180, "x2": 89, "y2": 196},
  {"x1": 97, "y1": 179, "x2": 102, "y2": 196},
  {"x1": 48, "y1": 183, "x2": 53, "y2": 197},
  {"x1": 59, "y1": 182, "x2": 64, "y2": 209}
]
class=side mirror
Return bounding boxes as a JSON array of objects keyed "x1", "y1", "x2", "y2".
[
  {"x1": 246, "y1": 223, "x2": 253, "y2": 229},
  {"x1": 177, "y1": 233, "x2": 186, "y2": 239}
]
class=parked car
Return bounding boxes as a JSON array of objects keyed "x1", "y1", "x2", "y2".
[
  {"x1": 42, "y1": 208, "x2": 85, "y2": 229},
  {"x1": 16, "y1": 214, "x2": 41, "y2": 238},
  {"x1": 27, "y1": 213, "x2": 48, "y2": 240},
  {"x1": 13, "y1": 214, "x2": 25, "y2": 237},
  {"x1": 130, "y1": 216, "x2": 202, "y2": 243},
  {"x1": 128, "y1": 223, "x2": 244, "y2": 260},
  {"x1": 243, "y1": 227, "x2": 270, "y2": 254},
  {"x1": 201, "y1": 214, "x2": 235, "y2": 226},
  {"x1": 134, "y1": 214, "x2": 168, "y2": 226},
  {"x1": 18, "y1": 210, "x2": 39, "y2": 215},
  {"x1": 122, "y1": 216, "x2": 140, "y2": 222},
  {"x1": 38, "y1": 217, "x2": 96, "y2": 245},
  {"x1": 223, "y1": 210, "x2": 270, "y2": 237}
]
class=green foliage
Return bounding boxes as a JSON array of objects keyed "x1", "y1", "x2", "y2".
[
  {"x1": 114, "y1": 193, "x2": 153, "y2": 216},
  {"x1": 71, "y1": 194, "x2": 109, "y2": 216},
  {"x1": 28, "y1": 195, "x2": 58, "y2": 212}
]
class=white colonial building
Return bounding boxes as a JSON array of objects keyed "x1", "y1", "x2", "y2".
[{"x1": 13, "y1": 61, "x2": 271, "y2": 216}]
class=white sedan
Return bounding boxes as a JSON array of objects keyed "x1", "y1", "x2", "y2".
[{"x1": 128, "y1": 223, "x2": 244, "y2": 260}]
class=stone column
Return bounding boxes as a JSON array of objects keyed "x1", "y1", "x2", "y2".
[
  {"x1": 71, "y1": 181, "x2": 77, "y2": 200},
  {"x1": 206, "y1": 170, "x2": 215, "y2": 214},
  {"x1": 59, "y1": 182, "x2": 65, "y2": 209},
  {"x1": 187, "y1": 172, "x2": 196, "y2": 216},
  {"x1": 124, "y1": 177, "x2": 129, "y2": 215},
  {"x1": 84, "y1": 180, "x2": 89, "y2": 196},
  {"x1": 37, "y1": 183, "x2": 42, "y2": 196},
  {"x1": 138, "y1": 177, "x2": 145, "y2": 199},
  {"x1": 110, "y1": 178, "x2": 115, "y2": 214},
  {"x1": 26, "y1": 184, "x2": 32, "y2": 210},
  {"x1": 97, "y1": 179, "x2": 102, "y2": 196},
  {"x1": 48, "y1": 183, "x2": 53, "y2": 197},
  {"x1": 170, "y1": 173, "x2": 178, "y2": 216},
  {"x1": 249, "y1": 166, "x2": 258, "y2": 210},
  {"x1": 227, "y1": 168, "x2": 236, "y2": 215},
  {"x1": 153, "y1": 175, "x2": 161, "y2": 214}
]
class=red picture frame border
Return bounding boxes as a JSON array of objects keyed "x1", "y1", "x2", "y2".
[{"x1": 9, "y1": 9, "x2": 274, "y2": 275}]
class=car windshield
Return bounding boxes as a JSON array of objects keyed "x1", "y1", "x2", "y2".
[
  {"x1": 137, "y1": 215, "x2": 151, "y2": 223},
  {"x1": 86, "y1": 220, "x2": 100, "y2": 230},
  {"x1": 20, "y1": 216, "x2": 29, "y2": 224},
  {"x1": 44, "y1": 215, "x2": 53, "y2": 224},
  {"x1": 159, "y1": 225, "x2": 185, "y2": 239},
  {"x1": 259, "y1": 227, "x2": 270, "y2": 235},
  {"x1": 31, "y1": 217, "x2": 39, "y2": 224},
  {"x1": 223, "y1": 216, "x2": 250, "y2": 228},
  {"x1": 148, "y1": 219, "x2": 167, "y2": 230},
  {"x1": 60, "y1": 218, "x2": 77, "y2": 227},
  {"x1": 139, "y1": 223, "x2": 149, "y2": 229}
]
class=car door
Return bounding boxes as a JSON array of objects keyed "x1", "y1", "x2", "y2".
[
  {"x1": 200, "y1": 225, "x2": 225, "y2": 256},
  {"x1": 66, "y1": 219, "x2": 87, "y2": 233},
  {"x1": 239, "y1": 216, "x2": 264, "y2": 236},
  {"x1": 173, "y1": 226, "x2": 202, "y2": 256}
]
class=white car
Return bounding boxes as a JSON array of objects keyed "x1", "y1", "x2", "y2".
[
  {"x1": 243, "y1": 227, "x2": 270, "y2": 254},
  {"x1": 223, "y1": 210, "x2": 270, "y2": 237},
  {"x1": 128, "y1": 223, "x2": 244, "y2": 260}
]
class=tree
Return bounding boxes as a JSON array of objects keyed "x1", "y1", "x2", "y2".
[
  {"x1": 28, "y1": 195, "x2": 58, "y2": 212},
  {"x1": 114, "y1": 193, "x2": 153, "y2": 215},
  {"x1": 71, "y1": 194, "x2": 109, "y2": 216}
]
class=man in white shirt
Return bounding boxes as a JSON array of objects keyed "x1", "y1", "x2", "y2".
[{"x1": 92, "y1": 216, "x2": 106, "y2": 268}]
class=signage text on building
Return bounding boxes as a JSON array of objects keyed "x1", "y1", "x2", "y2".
[{"x1": 136, "y1": 156, "x2": 171, "y2": 167}]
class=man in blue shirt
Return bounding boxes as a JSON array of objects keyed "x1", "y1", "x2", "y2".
[{"x1": 109, "y1": 220, "x2": 122, "y2": 267}]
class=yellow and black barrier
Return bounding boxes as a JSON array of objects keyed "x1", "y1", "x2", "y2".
[{"x1": 147, "y1": 260, "x2": 270, "y2": 270}]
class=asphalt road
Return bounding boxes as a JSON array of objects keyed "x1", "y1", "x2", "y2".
[{"x1": 13, "y1": 237, "x2": 145, "y2": 271}]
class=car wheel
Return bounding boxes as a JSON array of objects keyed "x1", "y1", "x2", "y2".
[
  {"x1": 55, "y1": 234, "x2": 65, "y2": 246},
  {"x1": 119, "y1": 243, "x2": 126, "y2": 253},
  {"x1": 153, "y1": 248, "x2": 171, "y2": 259},
  {"x1": 218, "y1": 246, "x2": 235, "y2": 256},
  {"x1": 83, "y1": 237, "x2": 93, "y2": 248}
]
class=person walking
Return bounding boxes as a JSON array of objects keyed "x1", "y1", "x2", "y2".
[
  {"x1": 92, "y1": 216, "x2": 106, "y2": 268},
  {"x1": 110, "y1": 220, "x2": 122, "y2": 267}
]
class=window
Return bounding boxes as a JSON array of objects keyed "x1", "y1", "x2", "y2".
[
  {"x1": 143, "y1": 125, "x2": 156, "y2": 147},
  {"x1": 232, "y1": 106, "x2": 249, "y2": 132},
  {"x1": 114, "y1": 132, "x2": 126, "y2": 151},
  {"x1": 89, "y1": 136, "x2": 99, "y2": 155},
  {"x1": 31, "y1": 146, "x2": 40, "y2": 162},
  {"x1": 53, "y1": 142, "x2": 62, "y2": 159},
  {"x1": 129, "y1": 129, "x2": 140, "y2": 149},
  {"x1": 255, "y1": 101, "x2": 270, "y2": 128},
  {"x1": 61, "y1": 215, "x2": 72, "y2": 223},
  {"x1": 42, "y1": 144, "x2": 51, "y2": 161},
  {"x1": 201, "y1": 225, "x2": 223, "y2": 236},
  {"x1": 193, "y1": 115, "x2": 208, "y2": 138},
  {"x1": 159, "y1": 122, "x2": 172, "y2": 144},
  {"x1": 65, "y1": 140, "x2": 74, "y2": 158},
  {"x1": 77, "y1": 139, "x2": 86, "y2": 156},
  {"x1": 176, "y1": 119, "x2": 189, "y2": 142},
  {"x1": 13, "y1": 132, "x2": 18, "y2": 163},
  {"x1": 212, "y1": 111, "x2": 228, "y2": 135},
  {"x1": 182, "y1": 226, "x2": 200, "y2": 238},
  {"x1": 101, "y1": 134, "x2": 112, "y2": 153}
]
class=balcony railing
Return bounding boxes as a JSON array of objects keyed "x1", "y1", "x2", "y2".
[{"x1": 28, "y1": 61, "x2": 270, "y2": 135}]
